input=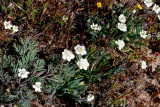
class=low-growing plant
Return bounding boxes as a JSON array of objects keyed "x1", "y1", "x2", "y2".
[{"x1": 0, "y1": 38, "x2": 97, "y2": 106}]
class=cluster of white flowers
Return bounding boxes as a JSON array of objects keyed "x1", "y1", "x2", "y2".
[
  {"x1": 18, "y1": 68, "x2": 41, "y2": 92},
  {"x1": 4, "y1": 21, "x2": 19, "y2": 32},
  {"x1": 62, "y1": 45, "x2": 89, "y2": 70},
  {"x1": 118, "y1": 14, "x2": 127, "y2": 32},
  {"x1": 90, "y1": 23, "x2": 102, "y2": 31},
  {"x1": 144, "y1": 0, "x2": 160, "y2": 19}
]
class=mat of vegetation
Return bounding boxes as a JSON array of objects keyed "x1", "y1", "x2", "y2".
[{"x1": 0, "y1": 0, "x2": 160, "y2": 107}]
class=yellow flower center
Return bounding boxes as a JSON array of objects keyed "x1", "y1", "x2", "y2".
[
  {"x1": 6, "y1": 24, "x2": 9, "y2": 27},
  {"x1": 79, "y1": 47, "x2": 83, "y2": 52}
]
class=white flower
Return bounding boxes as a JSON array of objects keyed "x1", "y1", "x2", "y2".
[
  {"x1": 132, "y1": 9, "x2": 136, "y2": 13},
  {"x1": 144, "y1": 0, "x2": 153, "y2": 7},
  {"x1": 158, "y1": 15, "x2": 160, "y2": 20},
  {"x1": 141, "y1": 61, "x2": 147, "y2": 69},
  {"x1": 118, "y1": 14, "x2": 126, "y2": 23},
  {"x1": 90, "y1": 23, "x2": 102, "y2": 31},
  {"x1": 62, "y1": 49, "x2": 75, "y2": 61},
  {"x1": 62, "y1": 15, "x2": 69, "y2": 21},
  {"x1": 97, "y1": 26, "x2": 102, "y2": 31},
  {"x1": 18, "y1": 68, "x2": 30, "y2": 79},
  {"x1": 74, "y1": 45, "x2": 87, "y2": 55},
  {"x1": 33, "y1": 82, "x2": 42, "y2": 92},
  {"x1": 153, "y1": 4, "x2": 160, "y2": 14},
  {"x1": 87, "y1": 94, "x2": 95, "y2": 102},
  {"x1": 77, "y1": 58, "x2": 89, "y2": 70},
  {"x1": 115, "y1": 39, "x2": 125, "y2": 50},
  {"x1": 118, "y1": 23, "x2": 127, "y2": 32},
  {"x1": 4, "y1": 21, "x2": 12, "y2": 30},
  {"x1": 140, "y1": 30, "x2": 148, "y2": 38},
  {"x1": 90, "y1": 23, "x2": 98, "y2": 31},
  {"x1": 13, "y1": 25, "x2": 19, "y2": 32}
]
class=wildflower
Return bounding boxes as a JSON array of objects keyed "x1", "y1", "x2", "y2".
[
  {"x1": 140, "y1": 30, "x2": 148, "y2": 38},
  {"x1": 144, "y1": 0, "x2": 153, "y2": 7},
  {"x1": 97, "y1": 2, "x2": 101, "y2": 8},
  {"x1": 33, "y1": 82, "x2": 42, "y2": 92},
  {"x1": 18, "y1": 68, "x2": 30, "y2": 79},
  {"x1": 4, "y1": 21, "x2": 12, "y2": 30},
  {"x1": 153, "y1": 4, "x2": 160, "y2": 14},
  {"x1": 101, "y1": 20, "x2": 105, "y2": 24},
  {"x1": 90, "y1": 23, "x2": 98, "y2": 31},
  {"x1": 118, "y1": 23, "x2": 127, "y2": 32},
  {"x1": 132, "y1": 9, "x2": 136, "y2": 13},
  {"x1": 138, "y1": 4, "x2": 143, "y2": 10},
  {"x1": 115, "y1": 39, "x2": 125, "y2": 50},
  {"x1": 97, "y1": 25, "x2": 102, "y2": 31},
  {"x1": 141, "y1": 61, "x2": 147, "y2": 69},
  {"x1": 118, "y1": 14, "x2": 126, "y2": 23},
  {"x1": 13, "y1": 25, "x2": 19, "y2": 32},
  {"x1": 147, "y1": 17, "x2": 151, "y2": 21},
  {"x1": 74, "y1": 45, "x2": 87, "y2": 56},
  {"x1": 62, "y1": 49, "x2": 75, "y2": 62},
  {"x1": 77, "y1": 58, "x2": 89, "y2": 70},
  {"x1": 87, "y1": 94, "x2": 95, "y2": 102},
  {"x1": 62, "y1": 15, "x2": 69, "y2": 22}
]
